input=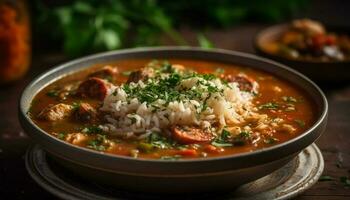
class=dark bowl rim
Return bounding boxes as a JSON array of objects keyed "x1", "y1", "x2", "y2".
[
  {"x1": 19, "y1": 46, "x2": 328, "y2": 164},
  {"x1": 253, "y1": 23, "x2": 350, "y2": 64}
]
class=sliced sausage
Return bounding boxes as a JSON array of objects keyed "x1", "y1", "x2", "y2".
[
  {"x1": 74, "y1": 103, "x2": 98, "y2": 123},
  {"x1": 172, "y1": 126, "x2": 214, "y2": 144},
  {"x1": 126, "y1": 67, "x2": 154, "y2": 83},
  {"x1": 37, "y1": 103, "x2": 73, "y2": 121},
  {"x1": 89, "y1": 66, "x2": 119, "y2": 82},
  {"x1": 76, "y1": 77, "x2": 111, "y2": 100},
  {"x1": 222, "y1": 74, "x2": 255, "y2": 92}
]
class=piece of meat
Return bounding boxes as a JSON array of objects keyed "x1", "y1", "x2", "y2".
[
  {"x1": 126, "y1": 67, "x2": 154, "y2": 83},
  {"x1": 76, "y1": 77, "x2": 111, "y2": 100},
  {"x1": 88, "y1": 65, "x2": 119, "y2": 82},
  {"x1": 222, "y1": 74, "x2": 255, "y2": 92},
  {"x1": 292, "y1": 19, "x2": 325, "y2": 35},
  {"x1": 65, "y1": 132, "x2": 89, "y2": 145},
  {"x1": 172, "y1": 126, "x2": 214, "y2": 144},
  {"x1": 73, "y1": 103, "x2": 97, "y2": 122},
  {"x1": 37, "y1": 103, "x2": 73, "y2": 121},
  {"x1": 74, "y1": 103, "x2": 97, "y2": 123},
  {"x1": 171, "y1": 64, "x2": 185, "y2": 71}
]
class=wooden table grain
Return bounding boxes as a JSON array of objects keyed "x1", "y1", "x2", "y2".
[{"x1": 0, "y1": 24, "x2": 349, "y2": 199}]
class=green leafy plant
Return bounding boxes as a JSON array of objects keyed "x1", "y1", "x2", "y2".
[{"x1": 34, "y1": 0, "x2": 308, "y2": 57}]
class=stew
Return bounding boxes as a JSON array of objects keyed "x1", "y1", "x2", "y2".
[{"x1": 29, "y1": 59, "x2": 316, "y2": 160}]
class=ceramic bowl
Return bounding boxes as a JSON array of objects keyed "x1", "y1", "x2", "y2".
[
  {"x1": 19, "y1": 47, "x2": 328, "y2": 193},
  {"x1": 254, "y1": 23, "x2": 350, "y2": 82}
]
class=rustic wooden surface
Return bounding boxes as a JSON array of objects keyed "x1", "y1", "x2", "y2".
[{"x1": 0, "y1": 24, "x2": 349, "y2": 199}]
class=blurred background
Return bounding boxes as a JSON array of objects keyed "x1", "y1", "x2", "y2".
[
  {"x1": 1, "y1": 0, "x2": 349, "y2": 84},
  {"x1": 30, "y1": 0, "x2": 349, "y2": 55},
  {"x1": 1, "y1": 1, "x2": 350, "y2": 199}
]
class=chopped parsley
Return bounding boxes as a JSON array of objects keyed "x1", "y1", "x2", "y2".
[
  {"x1": 264, "y1": 137, "x2": 279, "y2": 144},
  {"x1": 57, "y1": 132, "x2": 66, "y2": 140},
  {"x1": 159, "y1": 63, "x2": 173, "y2": 73},
  {"x1": 82, "y1": 126, "x2": 104, "y2": 134},
  {"x1": 87, "y1": 134, "x2": 107, "y2": 151},
  {"x1": 282, "y1": 96, "x2": 297, "y2": 103},
  {"x1": 72, "y1": 102, "x2": 81, "y2": 111},
  {"x1": 121, "y1": 71, "x2": 132, "y2": 76},
  {"x1": 46, "y1": 89, "x2": 59, "y2": 97},
  {"x1": 259, "y1": 102, "x2": 279, "y2": 110},
  {"x1": 211, "y1": 129, "x2": 233, "y2": 147},
  {"x1": 294, "y1": 119, "x2": 305, "y2": 127},
  {"x1": 138, "y1": 132, "x2": 176, "y2": 152},
  {"x1": 120, "y1": 70, "x2": 224, "y2": 107},
  {"x1": 232, "y1": 131, "x2": 251, "y2": 146}
]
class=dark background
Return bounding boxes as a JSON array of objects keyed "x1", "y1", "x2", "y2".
[{"x1": 0, "y1": 0, "x2": 350, "y2": 199}]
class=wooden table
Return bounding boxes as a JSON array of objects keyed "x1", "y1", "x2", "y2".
[{"x1": 0, "y1": 24, "x2": 349, "y2": 199}]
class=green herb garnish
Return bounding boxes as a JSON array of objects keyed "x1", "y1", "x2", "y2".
[
  {"x1": 294, "y1": 119, "x2": 305, "y2": 127},
  {"x1": 122, "y1": 71, "x2": 132, "y2": 76},
  {"x1": 46, "y1": 90, "x2": 59, "y2": 98},
  {"x1": 138, "y1": 132, "x2": 175, "y2": 152},
  {"x1": 82, "y1": 126, "x2": 104, "y2": 134},
  {"x1": 264, "y1": 137, "x2": 279, "y2": 144},
  {"x1": 282, "y1": 96, "x2": 297, "y2": 103},
  {"x1": 87, "y1": 134, "x2": 107, "y2": 151},
  {"x1": 72, "y1": 102, "x2": 81, "y2": 111},
  {"x1": 259, "y1": 102, "x2": 279, "y2": 110},
  {"x1": 57, "y1": 132, "x2": 66, "y2": 140},
  {"x1": 211, "y1": 129, "x2": 233, "y2": 147},
  {"x1": 232, "y1": 131, "x2": 251, "y2": 146}
]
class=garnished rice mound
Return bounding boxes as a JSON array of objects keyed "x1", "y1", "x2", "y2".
[{"x1": 100, "y1": 65, "x2": 289, "y2": 142}]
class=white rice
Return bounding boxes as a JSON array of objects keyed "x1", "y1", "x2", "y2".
[{"x1": 99, "y1": 75, "x2": 259, "y2": 139}]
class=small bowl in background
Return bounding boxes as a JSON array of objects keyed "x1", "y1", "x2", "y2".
[{"x1": 254, "y1": 23, "x2": 350, "y2": 82}]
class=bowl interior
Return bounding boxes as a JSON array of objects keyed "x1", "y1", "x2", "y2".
[{"x1": 19, "y1": 47, "x2": 328, "y2": 173}]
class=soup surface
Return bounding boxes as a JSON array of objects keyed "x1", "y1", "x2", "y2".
[{"x1": 29, "y1": 59, "x2": 315, "y2": 160}]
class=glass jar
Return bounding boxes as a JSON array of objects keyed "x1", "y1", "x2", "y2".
[{"x1": 0, "y1": 0, "x2": 30, "y2": 84}]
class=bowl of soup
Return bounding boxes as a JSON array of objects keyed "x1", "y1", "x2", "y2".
[{"x1": 19, "y1": 47, "x2": 327, "y2": 193}]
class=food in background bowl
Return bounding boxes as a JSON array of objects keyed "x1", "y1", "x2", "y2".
[
  {"x1": 29, "y1": 59, "x2": 315, "y2": 160},
  {"x1": 263, "y1": 19, "x2": 350, "y2": 61}
]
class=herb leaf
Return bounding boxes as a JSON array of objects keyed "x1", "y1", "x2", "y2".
[
  {"x1": 259, "y1": 102, "x2": 279, "y2": 110},
  {"x1": 294, "y1": 119, "x2": 305, "y2": 127},
  {"x1": 87, "y1": 134, "x2": 107, "y2": 151},
  {"x1": 46, "y1": 90, "x2": 59, "y2": 98},
  {"x1": 82, "y1": 126, "x2": 104, "y2": 134},
  {"x1": 211, "y1": 129, "x2": 233, "y2": 147},
  {"x1": 282, "y1": 96, "x2": 297, "y2": 103}
]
